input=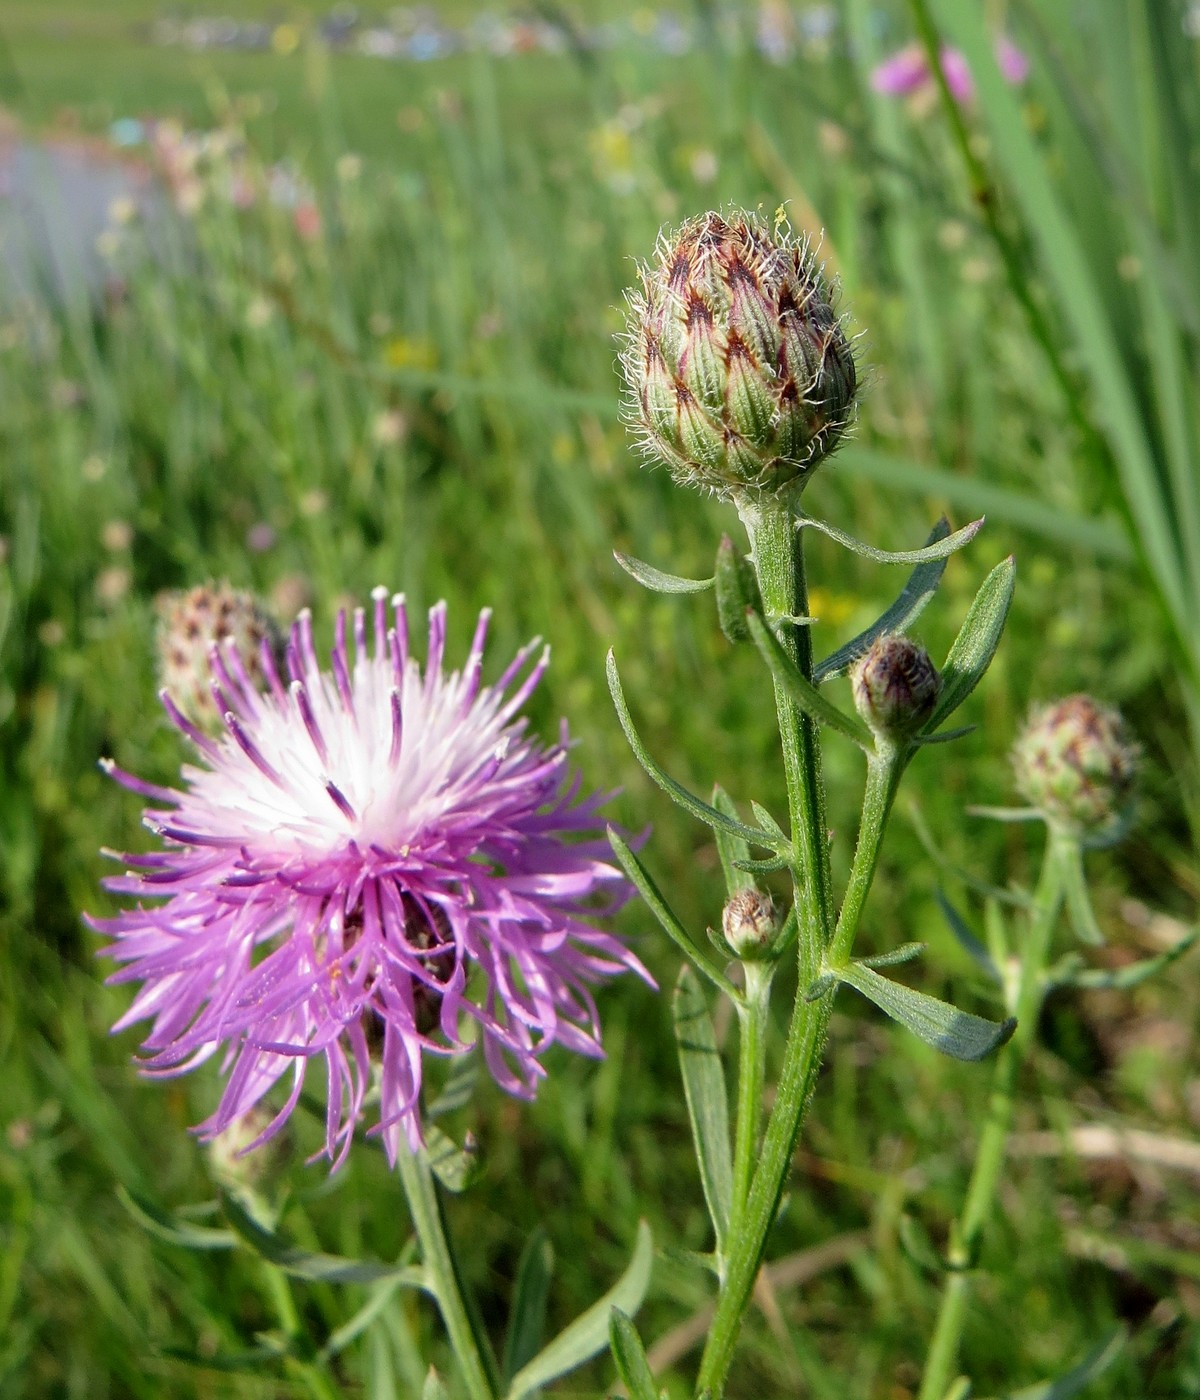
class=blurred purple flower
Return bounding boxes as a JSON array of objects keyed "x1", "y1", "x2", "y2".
[
  {"x1": 92, "y1": 592, "x2": 650, "y2": 1167},
  {"x1": 870, "y1": 37, "x2": 1029, "y2": 104}
]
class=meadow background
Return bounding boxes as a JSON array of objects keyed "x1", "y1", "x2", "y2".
[{"x1": 1, "y1": 1, "x2": 1198, "y2": 1396}]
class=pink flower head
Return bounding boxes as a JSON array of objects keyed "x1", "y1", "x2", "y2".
[
  {"x1": 870, "y1": 36, "x2": 1029, "y2": 105},
  {"x1": 91, "y1": 592, "x2": 651, "y2": 1168}
]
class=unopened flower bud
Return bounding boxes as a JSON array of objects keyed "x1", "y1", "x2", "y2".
[
  {"x1": 621, "y1": 208, "x2": 858, "y2": 501},
  {"x1": 851, "y1": 635, "x2": 940, "y2": 741},
  {"x1": 722, "y1": 888, "x2": 778, "y2": 960},
  {"x1": 207, "y1": 1107, "x2": 290, "y2": 1219},
  {"x1": 1012, "y1": 695, "x2": 1140, "y2": 846},
  {"x1": 157, "y1": 581, "x2": 280, "y2": 730}
]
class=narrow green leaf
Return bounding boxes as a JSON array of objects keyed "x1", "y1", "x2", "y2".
[
  {"x1": 162, "y1": 1341, "x2": 288, "y2": 1373},
  {"x1": 117, "y1": 1187, "x2": 237, "y2": 1251},
  {"x1": 1059, "y1": 842, "x2": 1104, "y2": 946},
  {"x1": 924, "y1": 557, "x2": 1016, "y2": 732},
  {"x1": 1065, "y1": 930, "x2": 1198, "y2": 990},
  {"x1": 964, "y1": 806, "x2": 1044, "y2": 823},
  {"x1": 423, "y1": 1124, "x2": 481, "y2": 1195},
  {"x1": 613, "y1": 551, "x2": 713, "y2": 594},
  {"x1": 607, "y1": 650, "x2": 785, "y2": 848},
  {"x1": 749, "y1": 801, "x2": 788, "y2": 845},
  {"x1": 732, "y1": 853, "x2": 791, "y2": 875},
  {"x1": 711, "y1": 785, "x2": 754, "y2": 895},
  {"x1": 797, "y1": 512, "x2": 983, "y2": 564},
  {"x1": 743, "y1": 610, "x2": 873, "y2": 750},
  {"x1": 426, "y1": 1049, "x2": 480, "y2": 1119},
  {"x1": 607, "y1": 827, "x2": 738, "y2": 997},
  {"x1": 502, "y1": 1228, "x2": 554, "y2": 1386},
  {"x1": 858, "y1": 941, "x2": 926, "y2": 971},
  {"x1": 834, "y1": 963, "x2": 1015, "y2": 1061},
  {"x1": 504, "y1": 1220, "x2": 653, "y2": 1400},
  {"x1": 714, "y1": 534, "x2": 761, "y2": 642},
  {"x1": 898, "y1": 1212, "x2": 945, "y2": 1277},
  {"x1": 221, "y1": 1193, "x2": 431, "y2": 1288},
  {"x1": 936, "y1": 892, "x2": 1001, "y2": 983},
  {"x1": 998, "y1": 1326, "x2": 1127, "y2": 1400},
  {"x1": 912, "y1": 725, "x2": 977, "y2": 747},
  {"x1": 814, "y1": 518, "x2": 951, "y2": 683},
  {"x1": 320, "y1": 1273, "x2": 417, "y2": 1361},
  {"x1": 608, "y1": 1310, "x2": 659, "y2": 1400},
  {"x1": 836, "y1": 447, "x2": 1132, "y2": 559},
  {"x1": 673, "y1": 966, "x2": 734, "y2": 1257}
]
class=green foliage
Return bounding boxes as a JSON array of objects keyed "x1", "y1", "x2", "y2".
[{"x1": 0, "y1": 2, "x2": 1197, "y2": 1397}]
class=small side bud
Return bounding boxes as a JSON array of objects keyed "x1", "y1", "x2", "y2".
[
  {"x1": 722, "y1": 888, "x2": 778, "y2": 960},
  {"x1": 1012, "y1": 695, "x2": 1140, "y2": 847},
  {"x1": 207, "y1": 1107, "x2": 290, "y2": 1224},
  {"x1": 851, "y1": 635, "x2": 941, "y2": 741},
  {"x1": 620, "y1": 208, "x2": 858, "y2": 502},
  {"x1": 157, "y1": 581, "x2": 281, "y2": 730}
]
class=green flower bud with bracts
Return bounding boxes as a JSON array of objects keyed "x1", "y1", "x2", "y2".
[
  {"x1": 1012, "y1": 695, "x2": 1141, "y2": 848},
  {"x1": 620, "y1": 208, "x2": 858, "y2": 501},
  {"x1": 721, "y1": 888, "x2": 778, "y2": 960},
  {"x1": 851, "y1": 635, "x2": 941, "y2": 742}
]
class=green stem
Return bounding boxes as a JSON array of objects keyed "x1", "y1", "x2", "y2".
[
  {"x1": 396, "y1": 1146, "x2": 501, "y2": 1400},
  {"x1": 830, "y1": 749, "x2": 905, "y2": 968},
  {"x1": 916, "y1": 833, "x2": 1068, "y2": 1400},
  {"x1": 698, "y1": 501, "x2": 835, "y2": 1397},
  {"x1": 729, "y1": 961, "x2": 773, "y2": 1253},
  {"x1": 261, "y1": 1262, "x2": 342, "y2": 1400}
]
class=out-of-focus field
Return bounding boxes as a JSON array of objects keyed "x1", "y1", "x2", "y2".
[{"x1": 1, "y1": 2, "x2": 1198, "y2": 1397}]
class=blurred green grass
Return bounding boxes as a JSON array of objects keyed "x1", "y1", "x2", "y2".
[{"x1": 1, "y1": 3, "x2": 1198, "y2": 1398}]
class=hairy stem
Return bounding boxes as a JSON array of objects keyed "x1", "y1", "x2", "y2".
[
  {"x1": 917, "y1": 834, "x2": 1067, "y2": 1400},
  {"x1": 830, "y1": 749, "x2": 904, "y2": 967},
  {"x1": 697, "y1": 501, "x2": 835, "y2": 1397},
  {"x1": 396, "y1": 1146, "x2": 501, "y2": 1400},
  {"x1": 261, "y1": 1262, "x2": 343, "y2": 1400},
  {"x1": 728, "y1": 961, "x2": 774, "y2": 1257}
]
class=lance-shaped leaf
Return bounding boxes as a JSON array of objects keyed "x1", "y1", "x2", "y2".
[
  {"x1": 924, "y1": 556, "x2": 1016, "y2": 733},
  {"x1": 320, "y1": 1267, "x2": 420, "y2": 1361},
  {"x1": 711, "y1": 784, "x2": 755, "y2": 895},
  {"x1": 714, "y1": 534, "x2": 762, "y2": 642},
  {"x1": 221, "y1": 1193, "x2": 432, "y2": 1288},
  {"x1": 504, "y1": 1220, "x2": 653, "y2": 1400},
  {"x1": 502, "y1": 1228, "x2": 554, "y2": 1386},
  {"x1": 608, "y1": 1310, "x2": 659, "y2": 1400},
  {"x1": 1058, "y1": 841, "x2": 1104, "y2": 945},
  {"x1": 937, "y1": 891, "x2": 1002, "y2": 983},
  {"x1": 814, "y1": 518, "x2": 952, "y2": 683},
  {"x1": 423, "y1": 1123, "x2": 482, "y2": 1195},
  {"x1": 118, "y1": 1187, "x2": 237, "y2": 1251},
  {"x1": 798, "y1": 512, "x2": 984, "y2": 564},
  {"x1": 993, "y1": 1326, "x2": 1126, "y2": 1399},
  {"x1": 858, "y1": 941, "x2": 926, "y2": 970},
  {"x1": 743, "y1": 610, "x2": 873, "y2": 750},
  {"x1": 607, "y1": 651, "x2": 785, "y2": 849},
  {"x1": 673, "y1": 965, "x2": 734, "y2": 1257},
  {"x1": 608, "y1": 827, "x2": 737, "y2": 997},
  {"x1": 834, "y1": 962, "x2": 1015, "y2": 1061},
  {"x1": 1058, "y1": 929, "x2": 1198, "y2": 991},
  {"x1": 613, "y1": 551, "x2": 713, "y2": 594}
]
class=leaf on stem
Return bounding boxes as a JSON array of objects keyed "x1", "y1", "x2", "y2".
[
  {"x1": 743, "y1": 610, "x2": 873, "y2": 750},
  {"x1": 1057, "y1": 929, "x2": 1198, "y2": 991},
  {"x1": 607, "y1": 827, "x2": 738, "y2": 997},
  {"x1": 814, "y1": 518, "x2": 952, "y2": 683},
  {"x1": 937, "y1": 891, "x2": 1002, "y2": 983},
  {"x1": 607, "y1": 651, "x2": 786, "y2": 849},
  {"x1": 673, "y1": 965, "x2": 734, "y2": 1258},
  {"x1": 1058, "y1": 841, "x2": 1104, "y2": 945},
  {"x1": 503, "y1": 1220, "x2": 653, "y2": 1400},
  {"x1": 912, "y1": 725, "x2": 977, "y2": 747},
  {"x1": 608, "y1": 1309, "x2": 660, "y2": 1400},
  {"x1": 857, "y1": 941, "x2": 927, "y2": 970},
  {"x1": 613, "y1": 550, "x2": 713, "y2": 594},
  {"x1": 714, "y1": 534, "x2": 762, "y2": 642},
  {"x1": 711, "y1": 785, "x2": 755, "y2": 895},
  {"x1": 502, "y1": 1228, "x2": 555, "y2": 1386},
  {"x1": 797, "y1": 512, "x2": 984, "y2": 564},
  {"x1": 423, "y1": 1123, "x2": 482, "y2": 1194},
  {"x1": 924, "y1": 557, "x2": 1017, "y2": 733},
  {"x1": 964, "y1": 805, "x2": 1044, "y2": 822},
  {"x1": 834, "y1": 962, "x2": 1015, "y2": 1061},
  {"x1": 220, "y1": 1192, "x2": 432, "y2": 1288},
  {"x1": 117, "y1": 1186, "x2": 237, "y2": 1251},
  {"x1": 320, "y1": 1269, "x2": 420, "y2": 1361}
]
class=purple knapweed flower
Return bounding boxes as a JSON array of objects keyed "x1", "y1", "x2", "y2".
[
  {"x1": 91, "y1": 591, "x2": 651, "y2": 1168},
  {"x1": 870, "y1": 37, "x2": 1029, "y2": 105}
]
